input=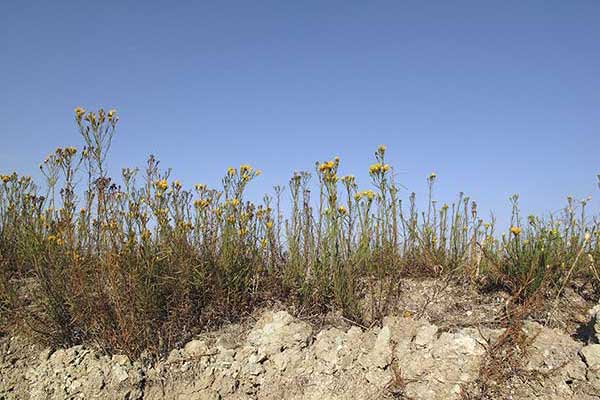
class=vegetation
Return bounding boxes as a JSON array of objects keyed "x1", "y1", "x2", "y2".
[{"x1": 1, "y1": 108, "x2": 598, "y2": 358}]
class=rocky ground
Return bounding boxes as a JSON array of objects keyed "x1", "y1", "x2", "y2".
[{"x1": 2, "y1": 278, "x2": 600, "y2": 400}]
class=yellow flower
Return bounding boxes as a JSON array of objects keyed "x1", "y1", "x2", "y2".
[
  {"x1": 338, "y1": 206, "x2": 348, "y2": 215},
  {"x1": 266, "y1": 221, "x2": 273, "y2": 229},
  {"x1": 361, "y1": 190, "x2": 375, "y2": 201},
  {"x1": 240, "y1": 164, "x2": 252, "y2": 173},
  {"x1": 227, "y1": 167, "x2": 236, "y2": 176},
  {"x1": 341, "y1": 175, "x2": 355, "y2": 184},
  {"x1": 369, "y1": 163, "x2": 382, "y2": 174},
  {"x1": 74, "y1": 106, "x2": 86, "y2": 119},
  {"x1": 195, "y1": 183, "x2": 206, "y2": 191},
  {"x1": 230, "y1": 198, "x2": 240, "y2": 207},
  {"x1": 107, "y1": 109, "x2": 117, "y2": 120},
  {"x1": 1, "y1": 175, "x2": 11, "y2": 184},
  {"x1": 382, "y1": 164, "x2": 390, "y2": 172},
  {"x1": 353, "y1": 193, "x2": 361, "y2": 201},
  {"x1": 377, "y1": 145, "x2": 386, "y2": 153},
  {"x1": 155, "y1": 179, "x2": 168, "y2": 191},
  {"x1": 428, "y1": 172, "x2": 437, "y2": 180},
  {"x1": 194, "y1": 199, "x2": 210, "y2": 209},
  {"x1": 260, "y1": 238, "x2": 268, "y2": 248},
  {"x1": 318, "y1": 160, "x2": 335, "y2": 172},
  {"x1": 173, "y1": 180, "x2": 182, "y2": 190},
  {"x1": 510, "y1": 226, "x2": 522, "y2": 236}
]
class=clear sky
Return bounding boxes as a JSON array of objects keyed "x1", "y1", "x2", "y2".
[{"x1": 1, "y1": 1, "x2": 598, "y2": 227}]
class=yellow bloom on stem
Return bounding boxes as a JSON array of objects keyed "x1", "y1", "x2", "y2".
[
  {"x1": 227, "y1": 167, "x2": 236, "y2": 176},
  {"x1": 155, "y1": 179, "x2": 168, "y2": 191},
  {"x1": 74, "y1": 106, "x2": 86, "y2": 119},
  {"x1": 369, "y1": 163, "x2": 382, "y2": 174},
  {"x1": 510, "y1": 226, "x2": 522, "y2": 236},
  {"x1": 266, "y1": 221, "x2": 273, "y2": 229},
  {"x1": 338, "y1": 206, "x2": 348, "y2": 215},
  {"x1": 318, "y1": 160, "x2": 335, "y2": 172},
  {"x1": 107, "y1": 109, "x2": 117, "y2": 120}
]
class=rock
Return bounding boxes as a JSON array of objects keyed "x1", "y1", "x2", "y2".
[
  {"x1": 184, "y1": 339, "x2": 210, "y2": 357},
  {"x1": 246, "y1": 311, "x2": 312, "y2": 359},
  {"x1": 588, "y1": 304, "x2": 600, "y2": 344},
  {"x1": 580, "y1": 344, "x2": 600, "y2": 369}
]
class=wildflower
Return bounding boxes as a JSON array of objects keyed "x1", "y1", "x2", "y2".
[
  {"x1": 227, "y1": 167, "x2": 236, "y2": 176},
  {"x1": 338, "y1": 206, "x2": 348, "y2": 215},
  {"x1": 261, "y1": 238, "x2": 268, "y2": 248},
  {"x1": 353, "y1": 193, "x2": 361, "y2": 201},
  {"x1": 107, "y1": 109, "x2": 117, "y2": 120},
  {"x1": 194, "y1": 199, "x2": 210, "y2": 209},
  {"x1": 240, "y1": 164, "x2": 252, "y2": 173},
  {"x1": 362, "y1": 190, "x2": 375, "y2": 201},
  {"x1": 318, "y1": 160, "x2": 335, "y2": 172},
  {"x1": 195, "y1": 183, "x2": 206, "y2": 191},
  {"x1": 173, "y1": 180, "x2": 182, "y2": 190},
  {"x1": 74, "y1": 106, "x2": 86, "y2": 120},
  {"x1": 229, "y1": 198, "x2": 240, "y2": 207},
  {"x1": 428, "y1": 172, "x2": 437, "y2": 181},
  {"x1": 141, "y1": 229, "x2": 151, "y2": 241},
  {"x1": 369, "y1": 163, "x2": 382, "y2": 174},
  {"x1": 266, "y1": 221, "x2": 273, "y2": 230},
  {"x1": 510, "y1": 226, "x2": 522, "y2": 236},
  {"x1": 85, "y1": 112, "x2": 96, "y2": 124},
  {"x1": 584, "y1": 231, "x2": 591, "y2": 242},
  {"x1": 484, "y1": 223, "x2": 490, "y2": 229},
  {"x1": 155, "y1": 179, "x2": 168, "y2": 191},
  {"x1": 1, "y1": 175, "x2": 11, "y2": 184},
  {"x1": 341, "y1": 175, "x2": 355, "y2": 184},
  {"x1": 377, "y1": 145, "x2": 386, "y2": 154}
]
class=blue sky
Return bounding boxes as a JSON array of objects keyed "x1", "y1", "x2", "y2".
[{"x1": 1, "y1": 1, "x2": 598, "y2": 227}]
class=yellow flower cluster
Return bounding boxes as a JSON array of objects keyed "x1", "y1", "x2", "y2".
[
  {"x1": 318, "y1": 160, "x2": 335, "y2": 172},
  {"x1": 354, "y1": 190, "x2": 375, "y2": 201},
  {"x1": 369, "y1": 163, "x2": 390, "y2": 175},
  {"x1": 510, "y1": 226, "x2": 522, "y2": 236},
  {"x1": 1, "y1": 174, "x2": 15, "y2": 184},
  {"x1": 155, "y1": 179, "x2": 168, "y2": 191},
  {"x1": 228, "y1": 198, "x2": 240, "y2": 207},
  {"x1": 338, "y1": 205, "x2": 348, "y2": 215},
  {"x1": 194, "y1": 199, "x2": 210, "y2": 209}
]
